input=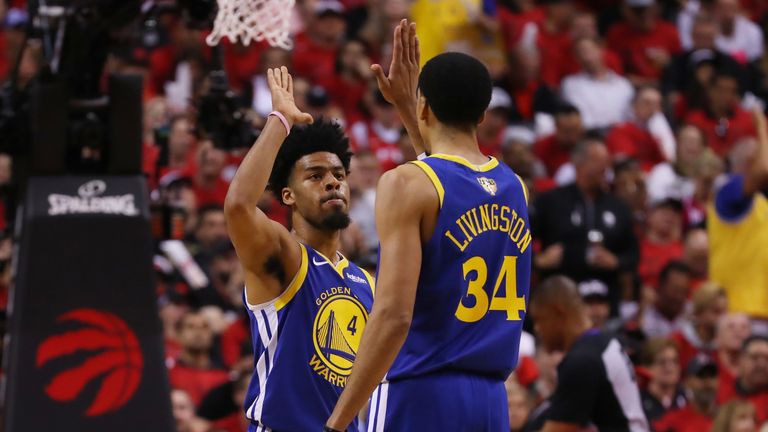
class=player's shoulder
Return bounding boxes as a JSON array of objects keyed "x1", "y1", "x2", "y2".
[
  {"x1": 377, "y1": 163, "x2": 440, "y2": 211},
  {"x1": 379, "y1": 163, "x2": 435, "y2": 195}
]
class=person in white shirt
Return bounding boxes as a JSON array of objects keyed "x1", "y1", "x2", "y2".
[
  {"x1": 714, "y1": 0, "x2": 764, "y2": 62},
  {"x1": 647, "y1": 124, "x2": 706, "y2": 204},
  {"x1": 561, "y1": 36, "x2": 634, "y2": 130}
]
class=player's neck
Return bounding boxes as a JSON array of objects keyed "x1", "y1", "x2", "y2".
[
  {"x1": 292, "y1": 220, "x2": 343, "y2": 265},
  {"x1": 427, "y1": 125, "x2": 488, "y2": 165}
]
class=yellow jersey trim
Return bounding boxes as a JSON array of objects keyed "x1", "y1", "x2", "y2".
[
  {"x1": 274, "y1": 243, "x2": 308, "y2": 311},
  {"x1": 515, "y1": 174, "x2": 529, "y2": 205},
  {"x1": 429, "y1": 153, "x2": 499, "y2": 172},
  {"x1": 361, "y1": 268, "x2": 376, "y2": 296},
  {"x1": 313, "y1": 249, "x2": 349, "y2": 278},
  {"x1": 410, "y1": 160, "x2": 445, "y2": 208}
]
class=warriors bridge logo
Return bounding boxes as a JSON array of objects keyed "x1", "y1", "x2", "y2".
[
  {"x1": 35, "y1": 309, "x2": 143, "y2": 416},
  {"x1": 310, "y1": 287, "x2": 368, "y2": 388}
]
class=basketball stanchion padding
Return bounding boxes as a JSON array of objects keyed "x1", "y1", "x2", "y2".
[{"x1": 3, "y1": 176, "x2": 174, "y2": 431}]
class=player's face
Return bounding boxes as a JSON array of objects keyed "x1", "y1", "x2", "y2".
[{"x1": 286, "y1": 152, "x2": 351, "y2": 231}]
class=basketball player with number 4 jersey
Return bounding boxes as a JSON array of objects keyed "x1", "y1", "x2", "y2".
[
  {"x1": 225, "y1": 66, "x2": 374, "y2": 431},
  {"x1": 327, "y1": 21, "x2": 531, "y2": 431}
]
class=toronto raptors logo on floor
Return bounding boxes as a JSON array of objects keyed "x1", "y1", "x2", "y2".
[{"x1": 35, "y1": 309, "x2": 143, "y2": 416}]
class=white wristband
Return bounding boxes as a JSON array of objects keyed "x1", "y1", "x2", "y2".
[{"x1": 417, "y1": 152, "x2": 428, "y2": 160}]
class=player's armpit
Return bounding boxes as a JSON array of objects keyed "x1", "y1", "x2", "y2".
[{"x1": 225, "y1": 199, "x2": 301, "y2": 305}]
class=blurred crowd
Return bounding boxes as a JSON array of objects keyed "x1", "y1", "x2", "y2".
[{"x1": 3, "y1": 0, "x2": 768, "y2": 431}]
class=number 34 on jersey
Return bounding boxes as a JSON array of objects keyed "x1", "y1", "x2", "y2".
[{"x1": 455, "y1": 255, "x2": 525, "y2": 323}]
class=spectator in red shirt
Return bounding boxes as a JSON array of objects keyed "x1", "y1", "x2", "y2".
[
  {"x1": 349, "y1": 90, "x2": 402, "y2": 171},
  {"x1": 717, "y1": 336, "x2": 768, "y2": 422},
  {"x1": 168, "y1": 312, "x2": 229, "y2": 406},
  {"x1": 158, "y1": 115, "x2": 197, "y2": 180},
  {"x1": 535, "y1": 0, "x2": 576, "y2": 87},
  {"x1": 670, "y1": 284, "x2": 728, "y2": 370},
  {"x1": 220, "y1": 316, "x2": 251, "y2": 369},
  {"x1": 638, "y1": 199, "x2": 685, "y2": 289},
  {"x1": 653, "y1": 354, "x2": 719, "y2": 432},
  {"x1": 606, "y1": 0, "x2": 682, "y2": 84},
  {"x1": 533, "y1": 104, "x2": 584, "y2": 178},
  {"x1": 684, "y1": 71, "x2": 756, "y2": 157},
  {"x1": 716, "y1": 313, "x2": 754, "y2": 401},
  {"x1": 326, "y1": 39, "x2": 373, "y2": 122},
  {"x1": 292, "y1": 1, "x2": 347, "y2": 89},
  {"x1": 606, "y1": 85, "x2": 667, "y2": 171},
  {"x1": 191, "y1": 142, "x2": 230, "y2": 207},
  {"x1": 223, "y1": 40, "x2": 268, "y2": 93},
  {"x1": 503, "y1": 45, "x2": 561, "y2": 124}
]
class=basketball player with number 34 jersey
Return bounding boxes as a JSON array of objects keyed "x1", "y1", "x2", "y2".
[
  {"x1": 225, "y1": 66, "x2": 374, "y2": 431},
  {"x1": 328, "y1": 22, "x2": 531, "y2": 431}
]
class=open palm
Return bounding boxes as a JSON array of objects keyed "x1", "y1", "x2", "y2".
[{"x1": 267, "y1": 66, "x2": 313, "y2": 126}]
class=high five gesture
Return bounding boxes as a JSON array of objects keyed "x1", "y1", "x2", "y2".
[{"x1": 371, "y1": 19, "x2": 426, "y2": 156}]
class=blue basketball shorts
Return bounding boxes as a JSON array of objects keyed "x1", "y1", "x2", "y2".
[{"x1": 365, "y1": 371, "x2": 508, "y2": 431}]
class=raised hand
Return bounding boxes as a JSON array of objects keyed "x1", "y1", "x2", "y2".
[
  {"x1": 371, "y1": 19, "x2": 420, "y2": 108},
  {"x1": 267, "y1": 66, "x2": 313, "y2": 127}
]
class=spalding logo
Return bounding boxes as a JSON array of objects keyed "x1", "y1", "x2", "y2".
[
  {"x1": 77, "y1": 180, "x2": 107, "y2": 198},
  {"x1": 35, "y1": 309, "x2": 143, "y2": 416}
]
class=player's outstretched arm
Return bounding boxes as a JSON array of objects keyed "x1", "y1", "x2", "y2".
[
  {"x1": 224, "y1": 66, "x2": 313, "y2": 305},
  {"x1": 371, "y1": 19, "x2": 426, "y2": 156},
  {"x1": 326, "y1": 164, "x2": 433, "y2": 430}
]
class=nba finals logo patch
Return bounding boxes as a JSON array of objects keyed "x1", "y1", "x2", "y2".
[
  {"x1": 310, "y1": 287, "x2": 368, "y2": 388},
  {"x1": 477, "y1": 177, "x2": 497, "y2": 196}
]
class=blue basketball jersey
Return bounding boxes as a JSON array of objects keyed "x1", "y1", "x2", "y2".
[
  {"x1": 243, "y1": 243, "x2": 375, "y2": 431},
  {"x1": 386, "y1": 154, "x2": 532, "y2": 381}
]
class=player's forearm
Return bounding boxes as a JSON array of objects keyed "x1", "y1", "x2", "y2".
[
  {"x1": 326, "y1": 308, "x2": 411, "y2": 429},
  {"x1": 224, "y1": 116, "x2": 287, "y2": 211}
]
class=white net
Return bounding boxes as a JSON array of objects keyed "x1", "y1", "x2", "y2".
[{"x1": 206, "y1": 0, "x2": 295, "y2": 50}]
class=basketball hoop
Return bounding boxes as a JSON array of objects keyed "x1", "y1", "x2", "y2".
[{"x1": 206, "y1": 0, "x2": 295, "y2": 50}]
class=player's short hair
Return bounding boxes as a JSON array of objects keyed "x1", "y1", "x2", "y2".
[
  {"x1": 418, "y1": 52, "x2": 492, "y2": 130},
  {"x1": 269, "y1": 120, "x2": 353, "y2": 194}
]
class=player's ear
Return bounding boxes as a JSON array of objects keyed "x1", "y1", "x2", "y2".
[
  {"x1": 418, "y1": 94, "x2": 429, "y2": 122},
  {"x1": 478, "y1": 111, "x2": 486, "y2": 126},
  {"x1": 282, "y1": 187, "x2": 295, "y2": 206}
]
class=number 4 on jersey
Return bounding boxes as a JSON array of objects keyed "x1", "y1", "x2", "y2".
[
  {"x1": 347, "y1": 315, "x2": 358, "y2": 335},
  {"x1": 455, "y1": 256, "x2": 525, "y2": 322}
]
